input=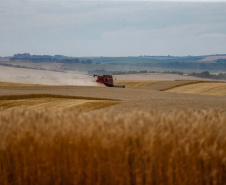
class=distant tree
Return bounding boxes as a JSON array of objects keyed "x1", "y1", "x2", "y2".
[
  {"x1": 139, "y1": 70, "x2": 148, "y2": 73},
  {"x1": 81, "y1": 60, "x2": 93, "y2": 64},
  {"x1": 216, "y1": 59, "x2": 226, "y2": 63},
  {"x1": 86, "y1": 60, "x2": 93, "y2": 64},
  {"x1": 73, "y1": 59, "x2": 80, "y2": 63},
  {"x1": 201, "y1": 71, "x2": 211, "y2": 78}
]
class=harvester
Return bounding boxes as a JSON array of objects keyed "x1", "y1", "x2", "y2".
[{"x1": 93, "y1": 74, "x2": 125, "y2": 88}]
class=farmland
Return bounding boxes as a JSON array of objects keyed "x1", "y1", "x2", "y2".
[
  {"x1": 114, "y1": 80, "x2": 157, "y2": 89},
  {"x1": 0, "y1": 94, "x2": 121, "y2": 113},
  {"x1": 1, "y1": 0, "x2": 226, "y2": 183},
  {"x1": 167, "y1": 82, "x2": 226, "y2": 96},
  {"x1": 0, "y1": 66, "x2": 226, "y2": 185},
  {"x1": 2, "y1": 54, "x2": 226, "y2": 73}
]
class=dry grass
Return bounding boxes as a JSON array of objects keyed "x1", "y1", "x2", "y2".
[
  {"x1": 167, "y1": 82, "x2": 226, "y2": 96},
  {"x1": 0, "y1": 109, "x2": 225, "y2": 185},
  {"x1": 114, "y1": 80, "x2": 156, "y2": 89},
  {"x1": 0, "y1": 94, "x2": 121, "y2": 113}
]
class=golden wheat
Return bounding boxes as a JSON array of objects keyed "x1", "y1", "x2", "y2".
[
  {"x1": 0, "y1": 109, "x2": 225, "y2": 185},
  {"x1": 167, "y1": 82, "x2": 226, "y2": 96}
]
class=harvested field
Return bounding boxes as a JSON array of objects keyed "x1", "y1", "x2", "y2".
[
  {"x1": 167, "y1": 82, "x2": 226, "y2": 96},
  {"x1": 196, "y1": 55, "x2": 226, "y2": 63},
  {"x1": 114, "y1": 73, "x2": 213, "y2": 81},
  {"x1": 0, "y1": 85, "x2": 226, "y2": 113},
  {"x1": 145, "y1": 80, "x2": 199, "y2": 91},
  {"x1": 114, "y1": 80, "x2": 156, "y2": 89},
  {"x1": 0, "y1": 61, "x2": 64, "y2": 70},
  {"x1": 0, "y1": 109, "x2": 225, "y2": 185},
  {"x1": 0, "y1": 94, "x2": 121, "y2": 113},
  {"x1": 0, "y1": 82, "x2": 38, "y2": 86}
]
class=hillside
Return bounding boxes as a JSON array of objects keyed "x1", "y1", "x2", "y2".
[{"x1": 166, "y1": 82, "x2": 226, "y2": 96}]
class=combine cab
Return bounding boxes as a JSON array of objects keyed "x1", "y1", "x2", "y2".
[{"x1": 93, "y1": 74, "x2": 125, "y2": 88}]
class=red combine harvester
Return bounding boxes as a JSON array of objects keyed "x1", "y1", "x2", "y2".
[{"x1": 93, "y1": 74, "x2": 125, "y2": 88}]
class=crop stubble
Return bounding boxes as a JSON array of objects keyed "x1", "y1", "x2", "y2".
[
  {"x1": 0, "y1": 94, "x2": 121, "y2": 113},
  {"x1": 0, "y1": 82, "x2": 226, "y2": 113}
]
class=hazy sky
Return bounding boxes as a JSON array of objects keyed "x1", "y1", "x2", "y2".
[{"x1": 1, "y1": 0, "x2": 226, "y2": 57}]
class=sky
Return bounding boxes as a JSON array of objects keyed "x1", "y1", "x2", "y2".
[{"x1": 1, "y1": 0, "x2": 226, "y2": 57}]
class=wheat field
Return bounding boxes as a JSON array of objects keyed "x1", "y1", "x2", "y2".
[
  {"x1": 0, "y1": 109, "x2": 225, "y2": 185},
  {"x1": 167, "y1": 82, "x2": 226, "y2": 96},
  {"x1": 0, "y1": 80, "x2": 226, "y2": 185}
]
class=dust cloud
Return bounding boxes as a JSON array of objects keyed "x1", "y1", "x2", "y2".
[{"x1": 0, "y1": 66, "x2": 98, "y2": 86}]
